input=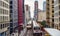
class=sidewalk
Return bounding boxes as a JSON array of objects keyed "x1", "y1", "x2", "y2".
[
  {"x1": 19, "y1": 28, "x2": 27, "y2": 36},
  {"x1": 10, "y1": 28, "x2": 27, "y2": 36}
]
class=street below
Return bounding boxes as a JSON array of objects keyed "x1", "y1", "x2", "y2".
[{"x1": 26, "y1": 29, "x2": 33, "y2": 36}]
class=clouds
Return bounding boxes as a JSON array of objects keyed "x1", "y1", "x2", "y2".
[{"x1": 24, "y1": 0, "x2": 46, "y2": 18}]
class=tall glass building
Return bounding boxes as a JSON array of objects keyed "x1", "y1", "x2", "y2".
[
  {"x1": 10, "y1": 0, "x2": 18, "y2": 34},
  {"x1": 34, "y1": 0, "x2": 38, "y2": 21}
]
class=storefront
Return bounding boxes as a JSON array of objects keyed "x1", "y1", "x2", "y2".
[{"x1": 0, "y1": 32, "x2": 6, "y2": 36}]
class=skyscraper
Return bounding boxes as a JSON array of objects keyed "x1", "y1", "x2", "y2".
[
  {"x1": 43, "y1": 1, "x2": 46, "y2": 11},
  {"x1": 34, "y1": 0, "x2": 38, "y2": 21},
  {"x1": 54, "y1": 0, "x2": 60, "y2": 30},
  {"x1": 46, "y1": 0, "x2": 54, "y2": 27},
  {"x1": 24, "y1": 5, "x2": 31, "y2": 26},
  {"x1": 10, "y1": 0, "x2": 18, "y2": 34},
  {"x1": 18, "y1": 0, "x2": 24, "y2": 33}
]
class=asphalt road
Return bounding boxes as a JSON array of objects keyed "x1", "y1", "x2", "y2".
[
  {"x1": 26, "y1": 29, "x2": 33, "y2": 36},
  {"x1": 26, "y1": 29, "x2": 43, "y2": 36}
]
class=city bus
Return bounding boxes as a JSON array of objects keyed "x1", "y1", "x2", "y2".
[{"x1": 32, "y1": 21, "x2": 42, "y2": 36}]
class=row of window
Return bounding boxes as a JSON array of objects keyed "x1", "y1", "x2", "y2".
[
  {"x1": 47, "y1": 0, "x2": 54, "y2": 3},
  {"x1": 10, "y1": 22, "x2": 18, "y2": 28},
  {"x1": 54, "y1": 24, "x2": 60, "y2": 28},
  {"x1": 0, "y1": 8, "x2": 9, "y2": 15},
  {"x1": 54, "y1": 4, "x2": 60, "y2": 11},
  {"x1": 54, "y1": 11, "x2": 60, "y2": 17},
  {"x1": 10, "y1": 1, "x2": 18, "y2": 9},
  {"x1": 0, "y1": 16, "x2": 9, "y2": 22},
  {"x1": 0, "y1": 1, "x2": 9, "y2": 9},
  {"x1": 0, "y1": 16, "x2": 3, "y2": 22},
  {"x1": 0, "y1": 23, "x2": 9, "y2": 29},
  {"x1": 10, "y1": 19, "x2": 18, "y2": 22},
  {"x1": 54, "y1": 0, "x2": 60, "y2": 6},
  {"x1": 3, "y1": 16, "x2": 9, "y2": 21},
  {"x1": 54, "y1": 18, "x2": 59, "y2": 23}
]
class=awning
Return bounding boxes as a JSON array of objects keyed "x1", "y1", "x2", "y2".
[{"x1": 44, "y1": 28, "x2": 60, "y2": 36}]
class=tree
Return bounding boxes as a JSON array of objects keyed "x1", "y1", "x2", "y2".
[{"x1": 41, "y1": 20, "x2": 46, "y2": 27}]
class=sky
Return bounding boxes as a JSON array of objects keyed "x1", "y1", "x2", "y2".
[{"x1": 24, "y1": 0, "x2": 46, "y2": 18}]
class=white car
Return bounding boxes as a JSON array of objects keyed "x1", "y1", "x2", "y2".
[{"x1": 26, "y1": 24, "x2": 32, "y2": 29}]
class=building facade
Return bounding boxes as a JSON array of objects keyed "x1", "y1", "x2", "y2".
[
  {"x1": 37, "y1": 9, "x2": 46, "y2": 22},
  {"x1": 24, "y1": 5, "x2": 31, "y2": 26},
  {"x1": 54, "y1": 0, "x2": 60, "y2": 30},
  {"x1": 10, "y1": 0, "x2": 18, "y2": 34},
  {"x1": 34, "y1": 0, "x2": 38, "y2": 21},
  {"x1": 18, "y1": 0, "x2": 24, "y2": 33},
  {"x1": 0, "y1": 0, "x2": 10, "y2": 36},
  {"x1": 46, "y1": 0, "x2": 54, "y2": 27}
]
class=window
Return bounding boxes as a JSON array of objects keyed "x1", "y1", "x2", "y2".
[
  {"x1": 3, "y1": 24, "x2": 4, "y2": 28},
  {"x1": 5, "y1": 24, "x2": 6, "y2": 27},
  {"x1": 52, "y1": 1, "x2": 54, "y2": 3},
  {"x1": 3, "y1": 9, "x2": 5, "y2": 14},
  {"x1": 52, "y1": 15, "x2": 54, "y2": 17},
  {"x1": 47, "y1": 0, "x2": 49, "y2": 1},
  {"x1": 6, "y1": 24, "x2": 8, "y2": 27},
  {"x1": 52, "y1": 6, "x2": 54, "y2": 8},
  {"x1": 3, "y1": 2, "x2": 4, "y2": 7},
  {"x1": 10, "y1": 23, "x2": 13, "y2": 27},
  {"x1": 1, "y1": 24, "x2": 2, "y2": 29},
  {"x1": 59, "y1": 5, "x2": 60, "y2": 9},
  {"x1": 47, "y1": 3, "x2": 49, "y2": 6},
  {"x1": 10, "y1": 1, "x2": 13, "y2": 4},
  {"x1": 52, "y1": 19, "x2": 54, "y2": 22},
  {"x1": 10, "y1": 20, "x2": 13, "y2": 22},
  {"x1": 10, "y1": 6, "x2": 13, "y2": 9},
  {"x1": 59, "y1": 23, "x2": 60, "y2": 27},
  {"x1": 54, "y1": 6, "x2": 59, "y2": 11},
  {"x1": 59, "y1": 11, "x2": 60, "y2": 15},
  {"x1": 47, "y1": 7, "x2": 49, "y2": 11},
  {"x1": 0, "y1": 9, "x2": 2, "y2": 14},
  {"x1": 52, "y1": 10, "x2": 54, "y2": 13},
  {"x1": 59, "y1": 17, "x2": 60, "y2": 21},
  {"x1": 0, "y1": 1, "x2": 3, "y2": 6},
  {"x1": 0, "y1": 8, "x2": 3, "y2": 14},
  {"x1": 10, "y1": 10, "x2": 13, "y2": 13},
  {"x1": 6, "y1": 24, "x2": 7, "y2": 27}
]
